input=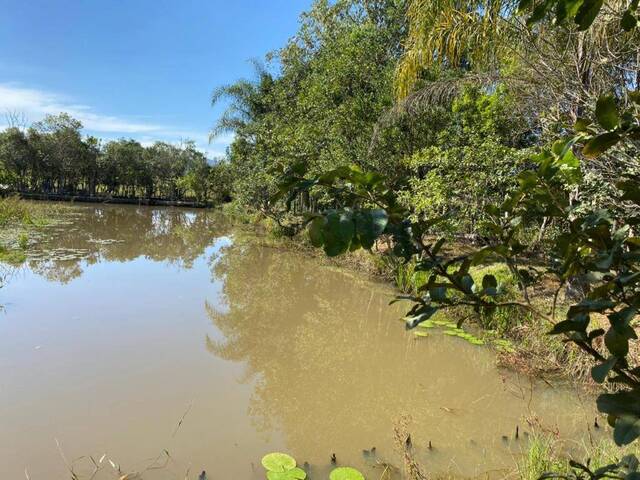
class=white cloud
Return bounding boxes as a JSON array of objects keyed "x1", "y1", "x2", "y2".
[{"x1": 0, "y1": 82, "x2": 233, "y2": 158}]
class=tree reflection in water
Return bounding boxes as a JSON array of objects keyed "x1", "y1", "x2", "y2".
[
  {"x1": 24, "y1": 204, "x2": 230, "y2": 284},
  {"x1": 203, "y1": 242, "x2": 594, "y2": 477}
]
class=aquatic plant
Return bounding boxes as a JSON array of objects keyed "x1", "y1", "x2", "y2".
[
  {"x1": 329, "y1": 467, "x2": 365, "y2": 480},
  {"x1": 414, "y1": 318, "x2": 485, "y2": 345},
  {"x1": 443, "y1": 328, "x2": 485, "y2": 345},
  {"x1": 261, "y1": 453, "x2": 365, "y2": 480},
  {"x1": 493, "y1": 338, "x2": 516, "y2": 353},
  {"x1": 261, "y1": 453, "x2": 306, "y2": 479}
]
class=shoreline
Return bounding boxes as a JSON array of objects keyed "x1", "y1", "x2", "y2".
[{"x1": 13, "y1": 192, "x2": 211, "y2": 208}]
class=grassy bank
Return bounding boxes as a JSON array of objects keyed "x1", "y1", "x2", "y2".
[
  {"x1": 518, "y1": 435, "x2": 640, "y2": 480},
  {"x1": 386, "y1": 254, "x2": 618, "y2": 388}
]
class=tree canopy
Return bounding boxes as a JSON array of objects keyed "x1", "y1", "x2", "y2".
[{"x1": 0, "y1": 113, "x2": 232, "y2": 203}]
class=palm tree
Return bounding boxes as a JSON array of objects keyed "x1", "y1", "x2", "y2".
[{"x1": 209, "y1": 61, "x2": 275, "y2": 143}]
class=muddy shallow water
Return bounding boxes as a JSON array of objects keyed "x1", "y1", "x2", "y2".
[{"x1": 0, "y1": 204, "x2": 603, "y2": 479}]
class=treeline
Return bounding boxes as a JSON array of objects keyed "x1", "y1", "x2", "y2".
[
  {"x1": 213, "y1": 0, "x2": 639, "y2": 236},
  {"x1": 0, "y1": 113, "x2": 232, "y2": 203}
]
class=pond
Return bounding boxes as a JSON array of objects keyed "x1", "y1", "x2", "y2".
[{"x1": 0, "y1": 204, "x2": 601, "y2": 479}]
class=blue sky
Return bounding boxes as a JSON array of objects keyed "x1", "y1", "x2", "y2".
[{"x1": 0, "y1": 0, "x2": 312, "y2": 158}]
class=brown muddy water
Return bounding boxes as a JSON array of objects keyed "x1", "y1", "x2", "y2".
[{"x1": 0, "y1": 205, "x2": 603, "y2": 479}]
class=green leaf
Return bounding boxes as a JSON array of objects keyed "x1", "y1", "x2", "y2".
[
  {"x1": 621, "y1": 9, "x2": 638, "y2": 30},
  {"x1": 571, "y1": 298, "x2": 615, "y2": 313},
  {"x1": 431, "y1": 237, "x2": 446, "y2": 255},
  {"x1": 429, "y1": 286, "x2": 447, "y2": 302},
  {"x1": 557, "y1": 0, "x2": 586, "y2": 22},
  {"x1": 614, "y1": 415, "x2": 640, "y2": 446},
  {"x1": 575, "y1": 0, "x2": 604, "y2": 30},
  {"x1": 267, "y1": 468, "x2": 307, "y2": 480},
  {"x1": 329, "y1": 467, "x2": 365, "y2": 480},
  {"x1": 460, "y1": 274, "x2": 474, "y2": 293},
  {"x1": 308, "y1": 216, "x2": 326, "y2": 248},
  {"x1": 605, "y1": 328, "x2": 630, "y2": 357},
  {"x1": 610, "y1": 307, "x2": 637, "y2": 334},
  {"x1": 575, "y1": 118, "x2": 592, "y2": 132},
  {"x1": 598, "y1": 391, "x2": 640, "y2": 417},
  {"x1": 323, "y1": 210, "x2": 355, "y2": 257},
  {"x1": 517, "y1": 0, "x2": 534, "y2": 13},
  {"x1": 355, "y1": 209, "x2": 388, "y2": 249},
  {"x1": 595, "y1": 95, "x2": 620, "y2": 130},
  {"x1": 262, "y1": 453, "x2": 297, "y2": 473},
  {"x1": 482, "y1": 274, "x2": 498, "y2": 290},
  {"x1": 549, "y1": 318, "x2": 588, "y2": 334},
  {"x1": 527, "y1": 0, "x2": 553, "y2": 25},
  {"x1": 619, "y1": 180, "x2": 640, "y2": 204},
  {"x1": 591, "y1": 356, "x2": 617, "y2": 383}
]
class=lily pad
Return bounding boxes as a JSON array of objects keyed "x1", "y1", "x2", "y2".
[
  {"x1": 493, "y1": 339, "x2": 516, "y2": 353},
  {"x1": 417, "y1": 320, "x2": 436, "y2": 329},
  {"x1": 267, "y1": 467, "x2": 307, "y2": 480},
  {"x1": 414, "y1": 331, "x2": 429, "y2": 337},
  {"x1": 262, "y1": 453, "x2": 297, "y2": 472},
  {"x1": 432, "y1": 320, "x2": 456, "y2": 328},
  {"x1": 443, "y1": 328, "x2": 485, "y2": 345},
  {"x1": 330, "y1": 467, "x2": 365, "y2": 480}
]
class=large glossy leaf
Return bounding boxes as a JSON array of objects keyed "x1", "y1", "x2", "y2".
[
  {"x1": 548, "y1": 317, "x2": 589, "y2": 335},
  {"x1": 556, "y1": 0, "x2": 586, "y2": 22},
  {"x1": 575, "y1": 0, "x2": 604, "y2": 29},
  {"x1": 610, "y1": 307, "x2": 637, "y2": 334},
  {"x1": 583, "y1": 132, "x2": 621, "y2": 157},
  {"x1": 605, "y1": 327, "x2": 633, "y2": 357},
  {"x1": 618, "y1": 180, "x2": 640, "y2": 204},
  {"x1": 308, "y1": 216, "x2": 326, "y2": 248},
  {"x1": 621, "y1": 9, "x2": 638, "y2": 31},
  {"x1": 591, "y1": 356, "x2": 617, "y2": 383},
  {"x1": 323, "y1": 211, "x2": 355, "y2": 257},
  {"x1": 355, "y1": 209, "x2": 388, "y2": 249},
  {"x1": 595, "y1": 95, "x2": 620, "y2": 130},
  {"x1": 614, "y1": 415, "x2": 640, "y2": 446},
  {"x1": 482, "y1": 275, "x2": 498, "y2": 295},
  {"x1": 597, "y1": 391, "x2": 640, "y2": 417}
]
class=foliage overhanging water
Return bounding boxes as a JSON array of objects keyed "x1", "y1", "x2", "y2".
[{"x1": 0, "y1": 204, "x2": 603, "y2": 479}]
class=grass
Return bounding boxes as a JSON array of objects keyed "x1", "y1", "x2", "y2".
[
  {"x1": 518, "y1": 435, "x2": 567, "y2": 480},
  {"x1": 388, "y1": 254, "x2": 604, "y2": 384},
  {"x1": 518, "y1": 434, "x2": 640, "y2": 480},
  {"x1": 0, "y1": 195, "x2": 63, "y2": 227},
  {"x1": 0, "y1": 196, "x2": 64, "y2": 265}
]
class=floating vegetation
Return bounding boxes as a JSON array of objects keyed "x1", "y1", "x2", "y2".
[
  {"x1": 416, "y1": 320, "x2": 436, "y2": 329},
  {"x1": 329, "y1": 467, "x2": 365, "y2": 480},
  {"x1": 413, "y1": 318, "x2": 485, "y2": 345},
  {"x1": 261, "y1": 453, "x2": 306, "y2": 480},
  {"x1": 444, "y1": 328, "x2": 485, "y2": 345},
  {"x1": 493, "y1": 338, "x2": 516, "y2": 353},
  {"x1": 431, "y1": 319, "x2": 457, "y2": 328},
  {"x1": 262, "y1": 453, "x2": 298, "y2": 472},
  {"x1": 261, "y1": 453, "x2": 365, "y2": 480}
]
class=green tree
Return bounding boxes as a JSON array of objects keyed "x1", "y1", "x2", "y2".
[{"x1": 279, "y1": 2, "x2": 640, "y2": 475}]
